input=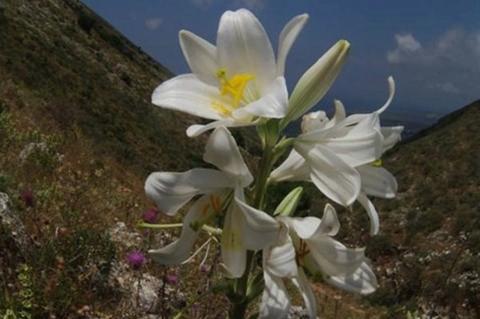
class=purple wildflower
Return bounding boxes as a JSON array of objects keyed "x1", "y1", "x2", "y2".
[
  {"x1": 166, "y1": 273, "x2": 178, "y2": 286},
  {"x1": 126, "y1": 250, "x2": 145, "y2": 270},
  {"x1": 142, "y1": 207, "x2": 159, "y2": 224},
  {"x1": 20, "y1": 189, "x2": 35, "y2": 208}
]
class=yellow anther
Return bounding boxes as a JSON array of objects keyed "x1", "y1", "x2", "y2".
[
  {"x1": 215, "y1": 68, "x2": 254, "y2": 107},
  {"x1": 371, "y1": 159, "x2": 383, "y2": 167}
]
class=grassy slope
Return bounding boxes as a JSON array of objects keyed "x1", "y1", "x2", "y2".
[
  {"x1": 0, "y1": 0, "x2": 204, "y2": 175},
  {"x1": 365, "y1": 100, "x2": 480, "y2": 317},
  {"x1": 0, "y1": 0, "x2": 209, "y2": 317}
]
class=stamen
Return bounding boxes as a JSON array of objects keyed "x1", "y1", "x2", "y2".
[
  {"x1": 182, "y1": 237, "x2": 213, "y2": 265},
  {"x1": 295, "y1": 239, "x2": 310, "y2": 266},
  {"x1": 214, "y1": 68, "x2": 255, "y2": 112}
]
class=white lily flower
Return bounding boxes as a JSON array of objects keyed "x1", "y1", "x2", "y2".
[
  {"x1": 328, "y1": 78, "x2": 403, "y2": 235},
  {"x1": 145, "y1": 126, "x2": 279, "y2": 277},
  {"x1": 152, "y1": 10, "x2": 310, "y2": 137},
  {"x1": 259, "y1": 204, "x2": 377, "y2": 319},
  {"x1": 271, "y1": 77, "x2": 401, "y2": 234},
  {"x1": 270, "y1": 103, "x2": 384, "y2": 207}
]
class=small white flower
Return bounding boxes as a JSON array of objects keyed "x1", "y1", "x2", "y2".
[
  {"x1": 152, "y1": 10, "x2": 312, "y2": 137},
  {"x1": 145, "y1": 127, "x2": 279, "y2": 278},
  {"x1": 259, "y1": 204, "x2": 377, "y2": 318}
]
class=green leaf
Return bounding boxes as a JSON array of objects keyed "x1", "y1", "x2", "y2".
[{"x1": 274, "y1": 187, "x2": 303, "y2": 216}]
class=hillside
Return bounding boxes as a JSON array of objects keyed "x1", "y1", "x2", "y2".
[
  {"x1": 0, "y1": 0, "x2": 204, "y2": 174},
  {"x1": 0, "y1": 0, "x2": 211, "y2": 317},
  {"x1": 365, "y1": 100, "x2": 480, "y2": 318}
]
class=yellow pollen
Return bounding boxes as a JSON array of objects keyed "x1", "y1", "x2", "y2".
[
  {"x1": 371, "y1": 159, "x2": 383, "y2": 167},
  {"x1": 212, "y1": 68, "x2": 255, "y2": 116}
]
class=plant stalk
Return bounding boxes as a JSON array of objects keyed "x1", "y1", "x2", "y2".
[{"x1": 228, "y1": 127, "x2": 279, "y2": 318}]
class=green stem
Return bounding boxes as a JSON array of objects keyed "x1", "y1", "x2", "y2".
[
  {"x1": 138, "y1": 222, "x2": 222, "y2": 235},
  {"x1": 137, "y1": 222, "x2": 183, "y2": 229},
  {"x1": 229, "y1": 127, "x2": 279, "y2": 319}
]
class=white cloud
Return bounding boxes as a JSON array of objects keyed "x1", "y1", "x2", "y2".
[
  {"x1": 387, "y1": 34, "x2": 422, "y2": 63},
  {"x1": 387, "y1": 28, "x2": 480, "y2": 96},
  {"x1": 387, "y1": 29, "x2": 480, "y2": 67},
  {"x1": 145, "y1": 18, "x2": 163, "y2": 31},
  {"x1": 428, "y1": 82, "x2": 461, "y2": 94}
]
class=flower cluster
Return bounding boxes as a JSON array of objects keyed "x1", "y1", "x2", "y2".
[{"x1": 145, "y1": 8, "x2": 403, "y2": 318}]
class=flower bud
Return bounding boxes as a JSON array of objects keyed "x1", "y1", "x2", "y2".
[
  {"x1": 282, "y1": 40, "x2": 350, "y2": 126},
  {"x1": 301, "y1": 111, "x2": 330, "y2": 133}
]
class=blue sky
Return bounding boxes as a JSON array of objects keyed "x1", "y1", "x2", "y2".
[{"x1": 83, "y1": 0, "x2": 480, "y2": 127}]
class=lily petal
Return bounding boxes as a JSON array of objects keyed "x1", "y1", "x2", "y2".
[
  {"x1": 329, "y1": 99, "x2": 347, "y2": 127},
  {"x1": 204, "y1": 127, "x2": 253, "y2": 186},
  {"x1": 381, "y1": 126, "x2": 403, "y2": 152},
  {"x1": 186, "y1": 118, "x2": 255, "y2": 137},
  {"x1": 217, "y1": 9, "x2": 276, "y2": 93},
  {"x1": 221, "y1": 204, "x2": 246, "y2": 278},
  {"x1": 291, "y1": 268, "x2": 317, "y2": 319},
  {"x1": 375, "y1": 76, "x2": 395, "y2": 114},
  {"x1": 276, "y1": 14, "x2": 309, "y2": 76},
  {"x1": 285, "y1": 40, "x2": 350, "y2": 123},
  {"x1": 235, "y1": 197, "x2": 280, "y2": 251},
  {"x1": 179, "y1": 30, "x2": 218, "y2": 85},
  {"x1": 145, "y1": 168, "x2": 232, "y2": 215},
  {"x1": 152, "y1": 74, "x2": 223, "y2": 120},
  {"x1": 281, "y1": 216, "x2": 321, "y2": 240},
  {"x1": 259, "y1": 271, "x2": 291, "y2": 319},
  {"x1": 307, "y1": 236, "x2": 366, "y2": 277},
  {"x1": 357, "y1": 193, "x2": 380, "y2": 236},
  {"x1": 326, "y1": 261, "x2": 378, "y2": 295},
  {"x1": 265, "y1": 233, "x2": 298, "y2": 278},
  {"x1": 295, "y1": 143, "x2": 361, "y2": 206},
  {"x1": 300, "y1": 114, "x2": 383, "y2": 167},
  {"x1": 357, "y1": 165, "x2": 397, "y2": 198},
  {"x1": 317, "y1": 203, "x2": 340, "y2": 236},
  {"x1": 270, "y1": 149, "x2": 310, "y2": 183},
  {"x1": 233, "y1": 76, "x2": 288, "y2": 119},
  {"x1": 148, "y1": 195, "x2": 208, "y2": 264}
]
